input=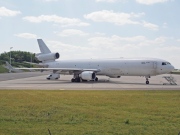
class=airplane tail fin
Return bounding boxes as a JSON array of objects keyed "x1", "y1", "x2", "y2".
[
  {"x1": 36, "y1": 39, "x2": 59, "y2": 63},
  {"x1": 37, "y1": 39, "x2": 51, "y2": 54}
]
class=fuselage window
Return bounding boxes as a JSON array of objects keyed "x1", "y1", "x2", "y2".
[{"x1": 141, "y1": 62, "x2": 145, "y2": 64}]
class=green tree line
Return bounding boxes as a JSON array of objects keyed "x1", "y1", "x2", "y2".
[{"x1": 0, "y1": 51, "x2": 39, "y2": 68}]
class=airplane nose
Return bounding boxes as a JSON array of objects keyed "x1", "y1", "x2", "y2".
[{"x1": 170, "y1": 65, "x2": 175, "y2": 71}]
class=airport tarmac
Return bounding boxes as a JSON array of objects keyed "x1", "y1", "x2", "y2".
[
  {"x1": 0, "y1": 72, "x2": 180, "y2": 90},
  {"x1": 0, "y1": 72, "x2": 49, "y2": 82}
]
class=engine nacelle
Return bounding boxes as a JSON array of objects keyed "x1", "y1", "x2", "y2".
[
  {"x1": 36, "y1": 52, "x2": 60, "y2": 62},
  {"x1": 46, "y1": 73, "x2": 60, "y2": 80},
  {"x1": 79, "y1": 71, "x2": 96, "y2": 81}
]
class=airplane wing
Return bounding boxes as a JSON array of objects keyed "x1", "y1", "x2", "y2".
[
  {"x1": 23, "y1": 61, "x2": 48, "y2": 67},
  {"x1": 11, "y1": 67, "x2": 100, "y2": 71},
  {"x1": 6, "y1": 61, "x2": 100, "y2": 74}
]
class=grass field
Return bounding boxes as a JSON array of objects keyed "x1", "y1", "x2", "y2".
[
  {"x1": 0, "y1": 65, "x2": 8, "y2": 73},
  {"x1": 171, "y1": 70, "x2": 180, "y2": 75},
  {"x1": 0, "y1": 90, "x2": 179, "y2": 135}
]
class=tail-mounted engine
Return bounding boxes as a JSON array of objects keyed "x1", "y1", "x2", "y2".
[{"x1": 36, "y1": 52, "x2": 60, "y2": 62}]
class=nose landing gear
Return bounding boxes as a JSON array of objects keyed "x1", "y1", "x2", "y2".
[
  {"x1": 145, "y1": 76, "x2": 150, "y2": 84},
  {"x1": 146, "y1": 80, "x2": 149, "y2": 84}
]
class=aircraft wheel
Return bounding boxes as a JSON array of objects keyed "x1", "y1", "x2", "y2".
[
  {"x1": 77, "y1": 77, "x2": 81, "y2": 82},
  {"x1": 74, "y1": 77, "x2": 81, "y2": 82},
  {"x1": 146, "y1": 81, "x2": 149, "y2": 84},
  {"x1": 95, "y1": 77, "x2": 98, "y2": 81},
  {"x1": 71, "y1": 78, "x2": 75, "y2": 82}
]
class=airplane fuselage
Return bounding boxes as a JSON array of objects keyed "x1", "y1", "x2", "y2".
[{"x1": 47, "y1": 58, "x2": 174, "y2": 77}]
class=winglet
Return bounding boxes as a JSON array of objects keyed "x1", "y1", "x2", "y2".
[{"x1": 6, "y1": 61, "x2": 14, "y2": 72}]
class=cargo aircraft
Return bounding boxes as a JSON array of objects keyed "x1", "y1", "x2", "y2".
[{"x1": 6, "y1": 39, "x2": 174, "y2": 84}]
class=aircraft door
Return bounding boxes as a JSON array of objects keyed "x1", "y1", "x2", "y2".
[{"x1": 153, "y1": 61, "x2": 157, "y2": 69}]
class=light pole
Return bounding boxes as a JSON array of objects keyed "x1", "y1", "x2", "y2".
[{"x1": 10, "y1": 47, "x2": 13, "y2": 65}]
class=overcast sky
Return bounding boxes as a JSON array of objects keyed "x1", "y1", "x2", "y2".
[{"x1": 0, "y1": 0, "x2": 180, "y2": 68}]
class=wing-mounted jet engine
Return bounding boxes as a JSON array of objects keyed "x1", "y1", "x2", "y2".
[
  {"x1": 71, "y1": 71, "x2": 98, "y2": 82},
  {"x1": 79, "y1": 71, "x2": 96, "y2": 81}
]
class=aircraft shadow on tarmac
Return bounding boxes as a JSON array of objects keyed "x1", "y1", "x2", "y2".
[{"x1": 14, "y1": 79, "x2": 165, "y2": 86}]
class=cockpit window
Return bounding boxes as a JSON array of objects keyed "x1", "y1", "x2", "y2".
[
  {"x1": 162, "y1": 62, "x2": 171, "y2": 65},
  {"x1": 162, "y1": 62, "x2": 166, "y2": 65}
]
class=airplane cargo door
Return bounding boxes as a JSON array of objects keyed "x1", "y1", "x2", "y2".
[{"x1": 153, "y1": 62, "x2": 157, "y2": 69}]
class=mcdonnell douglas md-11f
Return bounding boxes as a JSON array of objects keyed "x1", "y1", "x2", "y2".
[{"x1": 6, "y1": 39, "x2": 174, "y2": 84}]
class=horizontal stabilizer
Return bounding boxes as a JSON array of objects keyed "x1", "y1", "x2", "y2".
[{"x1": 6, "y1": 61, "x2": 14, "y2": 71}]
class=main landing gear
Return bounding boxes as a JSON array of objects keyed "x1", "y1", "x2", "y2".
[
  {"x1": 71, "y1": 76, "x2": 98, "y2": 82},
  {"x1": 145, "y1": 76, "x2": 150, "y2": 84},
  {"x1": 71, "y1": 77, "x2": 81, "y2": 82},
  {"x1": 95, "y1": 77, "x2": 98, "y2": 81}
]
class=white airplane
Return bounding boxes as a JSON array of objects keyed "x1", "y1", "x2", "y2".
[{"x1": 6, "y1": 39, "x2": 174, "y2": 84}]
